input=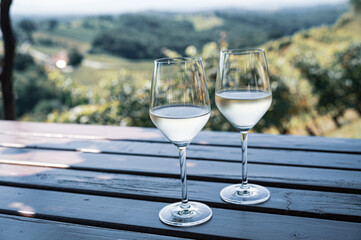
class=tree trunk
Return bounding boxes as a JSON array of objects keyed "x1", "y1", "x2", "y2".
[
  {"x1": 355, "y1": 106, "x2": 361, "y2": 116},
  {"x1": 305, "y1": 121, "x2": 320, "y2": 136},
  {"x1": 0, "y1": 0, "x2": 16, "y2": 120},
  {"x1": 277, "y1": 124, "x2": 289, "y2": 135},
  {"x1": 305, "y1": 125, "x2": 316, "y2": 136},
  {"x1": 332, "y1": 115, "x2": 341, "y2": 128}
]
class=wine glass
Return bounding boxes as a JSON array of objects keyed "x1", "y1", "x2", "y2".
[
  {"x1": 150, "y1": 57, "x2": 212, "y2": 226},
  {"x1": 215, "y1": 49, "x2": 272, "y2": 205}
]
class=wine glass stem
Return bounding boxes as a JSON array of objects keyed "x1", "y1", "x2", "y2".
[
  {"x1": 240, "y1": 131, "x2": 249, "y2": 189},
  {"x1": 178, "y1": 147, "x2": 190, "y2": 208}
]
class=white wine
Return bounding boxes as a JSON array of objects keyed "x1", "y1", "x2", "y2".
[
  {"x1": 150, "y1": 105, "x2": 210, "y2": 146},
  {"x1": 215, "y1": 90, "x2": 272, "y2": 131}
]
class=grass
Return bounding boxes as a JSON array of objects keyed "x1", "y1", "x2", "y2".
[
  {"x1": 66, "y1": 54, "x2": 153, "y2": 88},
  {"x1": 51, "y1": 27, "x2": 97, "y2": 43},
  {"x1": 33, "y1": 31, "x2": 90, "y2": 52},
  {"x1": 66, "y1": 66, "x2": 120, "y2": 86},
  {"x1": 177, "y1": 14, "x2": 224, "y2": 31},
  {"x1": 31, "y1": 45, "x2": 63, "y2": 55},
  {"x1": 68, "y1": 66, "x2": 152, "y2": 88},
  {"x1": 85, "y1": 53, "x2": 153, "y2": 70},
  {"x1": 84, "y1": 53, "x2": 153, "y2": 82}
]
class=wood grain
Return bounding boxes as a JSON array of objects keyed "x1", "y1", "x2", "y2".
[
  {"x1": 0, "y1": 120, "x2": 360, "y2": 153},
  {"x1": 0, "y1": 147, "x2": 360, "y2": 193},
  {"x1": 0, "y1": 164, "x2": 359, "y2": 222},
  {"x1": 0, "y1": 214, "x2": 186, "y2": 240},
  {"x1": 0, "y1": 121, "x2": 360, "y2": 239},
  {"x1": 0, "y1": 185, "x2": 360, "y2": 240},
  {"x1": 0, "y1": 135, "x2": 360, "y2": 170}
]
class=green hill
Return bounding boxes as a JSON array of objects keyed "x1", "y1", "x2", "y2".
[
  {"x1": 21, "y1": 5, "x2": 346, "y2": 60},
  {"x1": 90, "y1": 6, "x2": 347, "y2": 59},
  {"x1": 259, "y1": 12, "x2": 361, "y2": 135}
]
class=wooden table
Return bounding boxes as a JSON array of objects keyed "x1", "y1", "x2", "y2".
[{"x1": 0, "y1": 120, "x2": 360, "y2": 239}]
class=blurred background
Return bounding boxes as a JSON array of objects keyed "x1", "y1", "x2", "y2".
[{"x1": 1, "y1": 0, "x2": 360, "y2": 138}]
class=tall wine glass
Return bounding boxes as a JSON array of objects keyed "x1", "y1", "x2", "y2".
[
  {"x1": 150, "y1": 57, "x2": 212, "y2": 226},
  {"x1": 215, "y1": 49, "x2": 272, "y2": 205}
]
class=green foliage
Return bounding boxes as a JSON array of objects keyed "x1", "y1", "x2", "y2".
[
  {"x1": 29, "y1": 99, "x2": 63, "y2": 121},
  {"x1": 293, "y1": 43, "x2": 361, "y2": 119},
  {"x1": 89, "y1": 6, "x2": 346, "y2": 59},
  {"x1": 47, "y1": 70, "x2": 89, "y2": 108},
  {"x1": 17, "y1": 19, "x2": 37, "y2": 42},
  {"x1": 36, "y1": 37, "x2": 56, "y2": 46},
  {"x1": 42, "y1": 11, "x2": 361, "y2": 136},
  {"x1": 11, "y1": 53, "x2": 88, "y2": 120},
  {"x1": 48, "y1": 74, "x2": 152, "y2": 127},
  {"x1": 351, "y1": 0, "x2": 361, "y2": 13},
  {"x1": 68, "y1": 48, "x2": 84, "y2": 67},
  {"x1": 46, "y1": 19, "x2": 58, "y2": 31},
  {"x1": 277, "y1": 37, "x2": 292, "y2": 50},
  {"x1": 197, "y1": 42, "x2": 311, "y2": 134},
  {"x1": 14, "y1": 57, "x2": 54, "y2": 117},
  {"x1": 180, "y1": 15, "x2": 224, "y2": 31},
  {"x1": 9, "y1": 6, "x2": 361, "y2": 138},
  {"x1": 81, "y1": 15, "x2": 115, "y2": 30},
  {"x1": 91, "y1": 14, "x2": 196, "y2": 59},
  {"x1": 18, "y1": 19, "x2": 37, "y2": 33},
  {"x1": 14, "y1": 53, "x2": 35, "y2": 71},
  {"x1": 255, "y1": 75, "x2": 296, "y2": 134},
  {"x1": 336, "y1": 43, "x2": 361, "y2": 113}
]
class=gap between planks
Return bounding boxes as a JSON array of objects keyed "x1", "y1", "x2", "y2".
[
  {"x1": 1, "y1": 144, "x2": 360, "y2": 172},
  {"x1": 0, "y1": 179, "x2": 360, "y2": 223},
  {"x1": 0, "y1": 127, "x2": 360, "y2": 155},
  {"x1": 0, "y1": 159, "x2": 360, "y2": 194},
  {"x1": 0, "y1": 185, "x2": 360, "y2": 240}
]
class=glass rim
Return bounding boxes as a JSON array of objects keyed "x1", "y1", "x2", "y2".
[
  {"x1": 221, "y1": 48, "x2": 265, "y2": 55},
  {"x1": 154, "y1": 57, "x2": 202, "y2": 64}
]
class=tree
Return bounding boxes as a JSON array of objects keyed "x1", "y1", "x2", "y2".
[
  {"x1": 351, "y1": 0, "x2": 361, "y2": 14},
  {"x1": 0, "y1": 0, "x2": 16, "y2": 120},
  {"x1": 336, "y1": 43, "x2": 361, "y2": 114},
  {"x1": 294, "y1": 54, "x2": 343, "y2": 126},
  {"x1": 294, "y1": 43, "x2": 361, "y2": 126},
  {"x1": 14, "y1": 63, "x2": 54, "y2": 118},
  {"x1": 18, "y1": 19, "x2": 36, "y2": 42},
  {"x1": 68, "y1": 48, "x2": 84, "y2": 67},
  {"x1": 14, "y1": 52, "x2": 34, "y2": 71},
  {"x1": 47, "y1": 19, "x2": 58, "y2": 31}
]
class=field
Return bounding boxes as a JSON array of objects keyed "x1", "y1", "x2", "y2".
[{"x1": 31, "y1": 29, "x2": 153, "y2": 88}]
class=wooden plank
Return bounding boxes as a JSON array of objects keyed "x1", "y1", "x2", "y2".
[
  {"x1": 0, "y1": 164, "x2": 360, "y2": 222},
  {"x1": 1, "y1": 120, "x2": 360, "y2": 153},
  {"x1": 0, "y1": 185, "x2": 360, "y2": 240},
  {"x1": 0, "y1": 148, "x2": 360, "y2": 192},
  {"x1": 0, "y1": 135, "x2": 360, "y2": 170},
  {"x1": 0, "y1": 214, "x2": 186, "y2": 240}
]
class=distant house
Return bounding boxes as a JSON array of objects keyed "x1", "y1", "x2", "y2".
[{"x1": 51, "y1": 50, "x2": 69, "y2": 69}]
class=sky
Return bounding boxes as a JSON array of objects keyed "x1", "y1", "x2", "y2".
[{"x1": 11, "y1": 0, "x2": 348, "y2": 16}]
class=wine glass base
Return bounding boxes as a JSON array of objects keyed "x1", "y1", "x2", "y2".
[
  {"x1": 220, "y1": 184, "x2": 270, "y2": 205},
  {"x1": 159, "y1": 201, "x2": 212, "y2": 227}
]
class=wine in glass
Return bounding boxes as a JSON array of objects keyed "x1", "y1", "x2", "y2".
[
  {"x1": 215, "y1": 49, "x2": 272, "y2": 205},
  {"x1": 150, "y1": 57, "x2": 212, "y2": 226}
]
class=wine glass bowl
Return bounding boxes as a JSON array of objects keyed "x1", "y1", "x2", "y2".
[
  {"x1": 150, "y1": 57, "x2": 212, "y2": 226},
  {"x1": 216, "y1": 49, "x2": 272, "y2": 205},
  {"x1": 150, "y1": 57, "x2": 211, "y2": 147}
]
